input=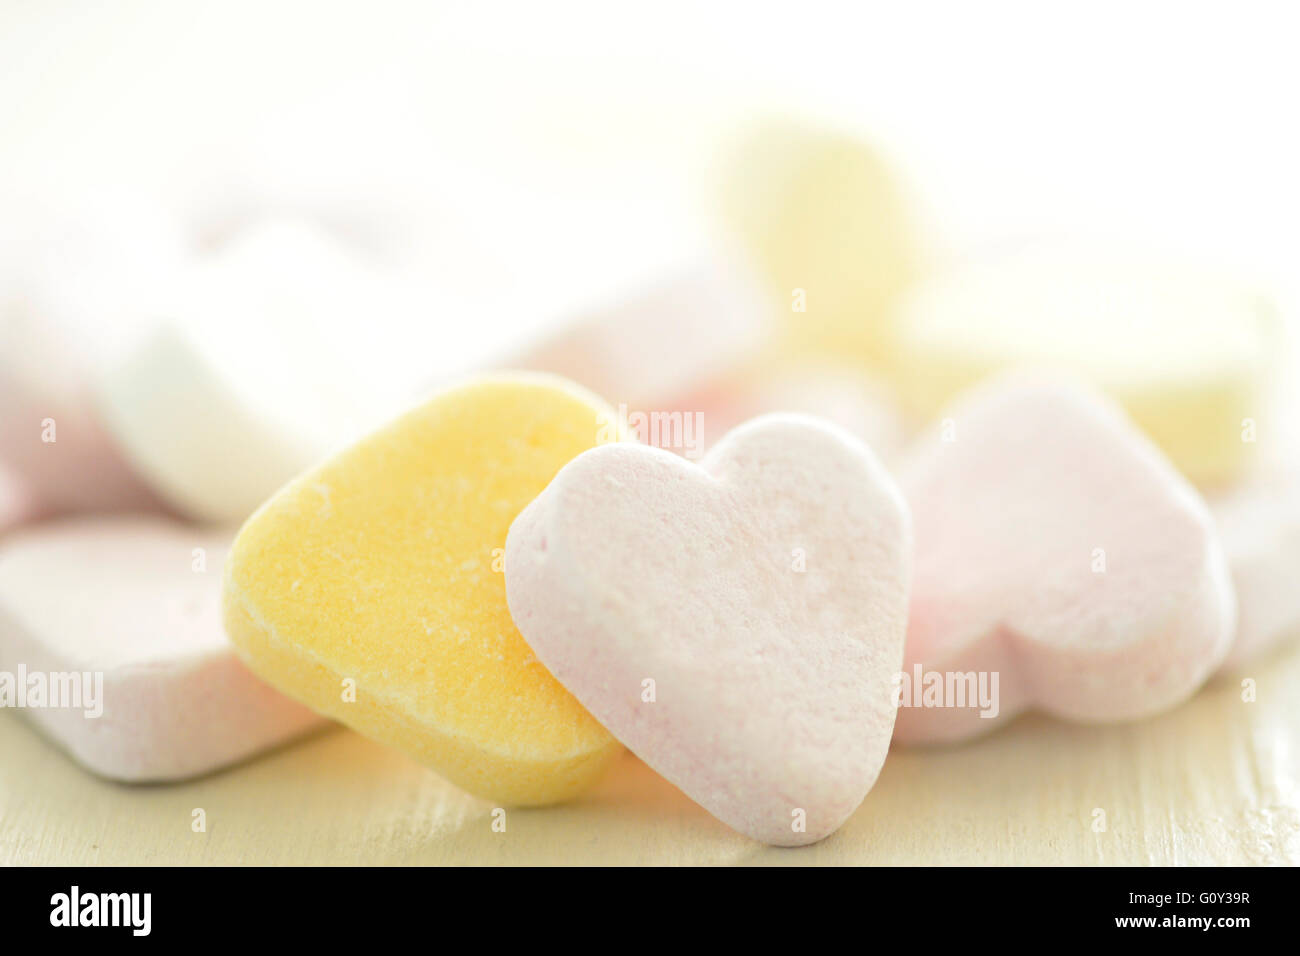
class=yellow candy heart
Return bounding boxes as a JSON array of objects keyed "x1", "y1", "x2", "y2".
[
  {"x1": 716, "y1": 117, "x2": 920, "y2": 370},
  {"x1": 892, "y1": 245, "x2": 1277, "y2": 486},
  {"x1": 222, "y1": 374, "x2": 621, "y2": 805}
]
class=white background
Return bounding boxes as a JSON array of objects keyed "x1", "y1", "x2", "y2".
[{"x1": 1, "y1": 0, "x2": 1296, "y2": 322}]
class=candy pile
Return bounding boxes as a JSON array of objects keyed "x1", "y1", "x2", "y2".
[{"x1": 0, "y1": 118, "x2": 1292, "y2": 846}]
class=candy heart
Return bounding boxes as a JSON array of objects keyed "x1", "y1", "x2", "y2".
[
  {"x1": 0, "y1": 379, "x2": 167, "y2": 521},
  {"x1": 891, "y1": 243, "x2": 1276, "y2": 485},
  {"x1": 489, "y1": 193, "x2": 772, "y2": 409},
  {"x1": 714, "y1": 117, "x2": 919, "y2": 369},
  {"x1": 95, "y1": 220, "x2": 409, "y2": 525},
  {"x1": 1210, "y1": 473, "x2": 1300, "y2": 671},
  {"x1": 0, "y1": 517, "x2": 323, "y2": 781},
  {"x1": 505, "y1": 415, "x2": 911, "y2": 845},
  {"x1": 223, "y1": 374, "x2": 621, "y2": 806},
  {"x1": 894, "y1": 377, "x2": 1235, "y2": 745},
  {"x1": 509, "y1": 248, "x2": 771, "y2": 410},
  {"x1": 0, "y1": 192, "x2": 184, "y2": 517}
]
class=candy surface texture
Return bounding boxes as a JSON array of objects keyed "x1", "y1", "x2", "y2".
[
  {"x1": 895, "y1": 377, "x2": 1234, "y2": 744},
  {"x1": 223, "y1": 374, "x2": 621, "y2": 805},
  {"x1": 0, "y1": 518, "x2": 323, "y2": 781},
  {"x1": 507, "y1": 415, "x2": 910, "y2": 844}
]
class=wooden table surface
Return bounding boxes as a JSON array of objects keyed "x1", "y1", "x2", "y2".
[{"x1": 2, "y1": 644, "x2": 1297, "y2": 866}]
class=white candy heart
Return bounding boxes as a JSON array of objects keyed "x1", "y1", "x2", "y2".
[
  {"x1": 506, "y1": 415, "x2": 910, "y2": 845},
  {"x1": 0, "y1": 517, "x2": 323, "y2": 781},
  {"x1": 894, "y1": 376, "x2": 1235, "y2": 745},
  {"x1": 1210, "y1": 473, "x2": 1300, "y2": 671}
]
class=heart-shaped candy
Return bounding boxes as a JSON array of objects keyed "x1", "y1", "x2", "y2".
[
  {"x1": 0, "y1": 517, "x2": 323, "y2": 781},
  {"x1": 1211, "y1": 473, "x2": 1300, "y2": 671},
  {"x1": 892, "y1": 244, "x2": 1274, "y2": 485},
  {"x1": 223, "y1": 374, "x2": 621, "y2": 805},
  {"x1": 506, "y1": 415, "x2": 911, "y2": 845},
  {"x1": 894, "y1": 376, "x2": 1234, "y2": 745}
]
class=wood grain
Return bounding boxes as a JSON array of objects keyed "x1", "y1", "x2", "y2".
[{"x1": 3, "y1": 645, "x2": 1297, "y2": 865}]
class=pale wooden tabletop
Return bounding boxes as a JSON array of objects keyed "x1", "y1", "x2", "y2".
[{"x1": 3, "y1": 644, "x2": 1297, "y2": 866}]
